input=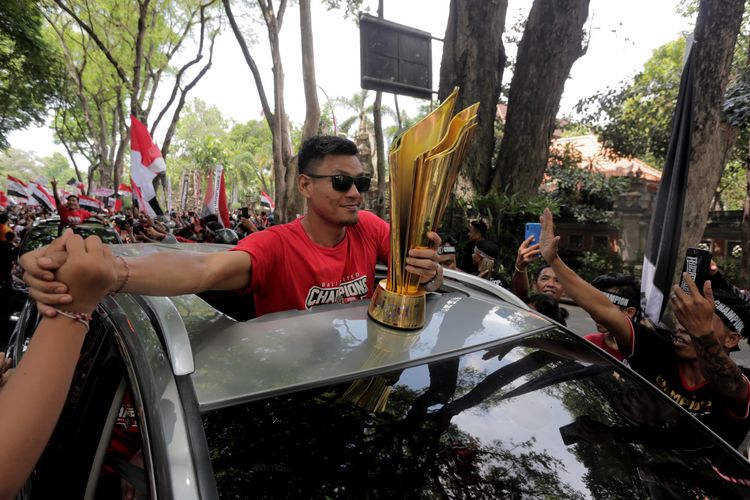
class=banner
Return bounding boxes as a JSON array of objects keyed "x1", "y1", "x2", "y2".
[
  {"x1": 641, "y1": 45, "x2": 696, "y2": 324},
  {"x1": 201, "y1": 165, "x2": 230, "y2": 227},
  {"x1": 180, "y1": 172, "x2": 189, "y2": 211},
  {"x1": 130, "y1": 115, "x2": 166, "y2": 216},
  {"x1": 7, "y1": 175, "x2": 28, "y2": 201},
  {"x1": 193, "y1": 170, "x2": 201, "y2": 211}
]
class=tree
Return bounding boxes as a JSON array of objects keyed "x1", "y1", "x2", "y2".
[
  {"x1": 223, "y1": 0, "x2": 362, "y2": 223},
  {"x1": 677, "y1": 0, "x2": 746, "y2": 284},
  {"x1": 576, "y1": 39, "x2": 686, "y2": 168},
  {"x1": 46, "y1": 0, "x2": 220, "y2": 190},
  {"x1": 0, "y1": 1, "x2": 63, "y2": 149},
  {"x1": 492, "y1": 0, "x2": 590, "y2": 198},
  {"x1": 438, "y1": 0, "x2": 508, "y2": 195}
]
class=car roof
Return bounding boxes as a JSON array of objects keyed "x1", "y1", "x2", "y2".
[{"x1": 111, "y1": 243, "x2": 556, "y2": 412}]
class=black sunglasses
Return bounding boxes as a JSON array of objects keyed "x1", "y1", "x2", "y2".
[{"x1": 305, "y1": 173, "x2": 371, "y2": 192}]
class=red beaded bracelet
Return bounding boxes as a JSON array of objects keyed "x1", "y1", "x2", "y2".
[{"x1": 55, "y1": 309, "x2": 93, "y2": 333}]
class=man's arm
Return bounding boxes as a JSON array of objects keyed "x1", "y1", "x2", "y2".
[
  {"x1": 671, "y1": 277, "x2": 748, "y2": 403},
  {"x1": 22, "y1": 241, "x2": 253, "y2": 315},
  {"x1": 539, "y1": 209, "x2": 633, "y2": 352}
]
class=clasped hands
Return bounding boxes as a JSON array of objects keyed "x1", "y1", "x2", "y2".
[{"x1": 20, "y1": 229, "x2": 118, "y2": 318}]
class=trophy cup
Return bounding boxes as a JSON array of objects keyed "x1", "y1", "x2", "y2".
[{"x1": 368, "y1": 88, "x2": 479, "y2": 329}]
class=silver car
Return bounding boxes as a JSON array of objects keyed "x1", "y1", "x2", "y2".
[{"x1": 9, "y1": 243, "x2": 750, "y2": 499}]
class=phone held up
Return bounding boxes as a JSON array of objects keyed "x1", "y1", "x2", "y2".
[
  {"x1": 241, "y1": 207, "x2": 250, "y2": 219},
  {"x1": 525, "y1": 223, "x2": 542, "y2": 245},
  {"x1": 679, "y1": 247, "x2": 711, "y2": 294}
]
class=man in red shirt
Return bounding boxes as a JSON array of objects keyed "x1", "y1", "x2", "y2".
[
  {"x1": 51, "y1": 179, "x2": 92, "y2": 225},
  {"x1": 25, "y1": 136, "x2": 443, "y2": 318}
]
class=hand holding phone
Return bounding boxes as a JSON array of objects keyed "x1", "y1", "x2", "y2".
[
  {"x1": 679, "y1": 248, "x2": 711, "y2": 295},
  {"x1": 241, "y1": 207, "x2": 250, "y2": 219},
  {"x1": 525, "y1": 222, "x2": 542, "y2": 244}
]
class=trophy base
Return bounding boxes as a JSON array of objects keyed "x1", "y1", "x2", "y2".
[{"x1": 367, "y1": 279, "x2": 426, "y2": 330}]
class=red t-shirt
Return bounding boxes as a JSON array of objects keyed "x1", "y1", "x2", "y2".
[
  {"x1": 59, "y1": 206, "x2": 92, "y2": 225},
  {"x1": 584, "y1": 332, "x2": 626, "y2": 362},
  {"x1": 232, "y1": 210, "x2": 390, "y2": 317}
]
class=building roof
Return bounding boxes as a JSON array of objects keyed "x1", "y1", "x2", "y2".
[{"x1": 551, "y1": 134, "x2": 662, "y2": 182}]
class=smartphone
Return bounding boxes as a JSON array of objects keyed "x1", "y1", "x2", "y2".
[
  {"x1": 679, "y1": 247, "x2": 712, "y2": 294},
  {"x1": 525, "y1": 222, "x2": 542, "y2": 244},
  {"x1": 479, "y1": 257, "x2": 495, "y2": 275},
  {"x1": 241, "y1": 207, "x2": 250, "y2": 219}
]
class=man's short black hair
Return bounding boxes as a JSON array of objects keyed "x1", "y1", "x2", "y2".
[
  {"x1": 476, "y1": 239, "x2": 499, "y2": 259},
  {"x1": 470, "y1": 220, "x2": 488, "y2": 237},
  {"x1": 592, "y1": 273, "x2": 641, "y2": 313},
  {"x1": 66, "y1": 194, "x2": 79, "y2": 202},
  {"x1": 298, "y1": 135, "x2": 358, "y2": 175}
]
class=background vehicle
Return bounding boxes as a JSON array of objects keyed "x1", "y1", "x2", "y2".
[{"x1": 7, "y1": 243, "x2": 750, "y2": 499}]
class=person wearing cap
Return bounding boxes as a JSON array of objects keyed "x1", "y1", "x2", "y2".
[
  {"x1": 537, "y1": 208, "x2": 750, "y2": 447},
  {"x1": 583, "y1": 273, "x2": 642, "y2": 362},
  {"x1": 22, "y1": 136, "x2": 443, "y2": 319}
]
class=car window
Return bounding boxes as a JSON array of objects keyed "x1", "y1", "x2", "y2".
[
  {"x1": 20, "y1": 313, "x2": 149, "y2": 499},
  {"x1": 20, "y1": 222, "x2": 121, "y2": 255},
  {"x1": 202, "y1": 328, "x2": 750, "y2": 499}
]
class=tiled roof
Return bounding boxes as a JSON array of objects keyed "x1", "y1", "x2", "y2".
[{"x1": 551, "y1": 134, "x2": 662, "y2": 181}]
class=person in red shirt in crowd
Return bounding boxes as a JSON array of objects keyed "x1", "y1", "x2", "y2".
[
  {"x1": 584, "y1": 273, "x2": 642, "y2": 362},
  {"x1": 23, "y1": 135, "x2": 443, "y2": 318},
  {"x1": 51, "y1": 179, "x2": 92, "y2": 225}
]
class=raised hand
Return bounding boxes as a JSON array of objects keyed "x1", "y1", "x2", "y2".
[
  {"x1": 670, "y1": 273, "x2": 715, "y2": 337},
  {"x1": 539, "y1": 208, "x2": 560, "y2": 264},
  {"x1": 515, "y1": 235, "x2": 541, "y2": 272}
]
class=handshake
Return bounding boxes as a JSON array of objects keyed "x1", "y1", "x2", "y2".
[{"x1": 20, "y1": 229, "x2": 120, "y2": 319}]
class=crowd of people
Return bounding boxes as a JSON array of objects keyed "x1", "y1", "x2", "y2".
[{"x1": 3, "y1": 134, "x2": 750, "y2": 496}]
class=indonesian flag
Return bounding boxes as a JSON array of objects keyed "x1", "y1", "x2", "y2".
[
  {"x1": 30, "y1": 181, "x2": 56, "y2": 212},
  {"x1": 202, "y1": 165, "x2": 230, "y2": 227},
  {"x1": 0, "y1": 191, "x2": 7, "y2": 208},
  {"x1": 79, "y1": 194, "x2": 104, "y2": 213},
  {"x1": 130, "y1": 115, "x2": 166, "y2": 216},
  {"x1": 260, "y1": 191, "x2": 275, "y2": 211},
  {"x1": 7, "y1": 175, "x2": 29, "y2": 201},
  {"x1": 131, "y1": 177, "x2": 156, "y2": 218}
]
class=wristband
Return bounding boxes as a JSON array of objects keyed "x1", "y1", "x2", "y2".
[
  {"x1": 55, "y1": 309, "x2": 92, "y2": 334},
  {"x1": 514, "y1": 264, "x2": 526, "y2": 273},
  {"x1": 111, "y1": 256, "x2": 130, "y2": 294}
]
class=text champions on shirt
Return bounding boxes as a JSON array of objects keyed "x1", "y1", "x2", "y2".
[{"x1": 305, "y1": 276, "x2": 369, "y2": 308}]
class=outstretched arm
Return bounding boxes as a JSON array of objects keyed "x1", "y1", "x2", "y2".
[
  {"x1": 0, "y1": 234, "x2": 115, "y2": 499},
  {"x1": 21, "y1": 238, "x2": 253, "y2": 316},
  {"x1": 539, "y1": 209, "x2": 633, "y2": 353},
  {"x1": 671, "y1": 276, "x2": 748, "y2": 404}
]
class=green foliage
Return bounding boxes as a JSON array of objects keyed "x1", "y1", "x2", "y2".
[
  {"x1": 0, "y1": 1, "x2": 64, "y2": 149},
  {"x1": 543, "y1": 144, "x2": 629, "y2": 224},
  {"x1": 576, "y1": 38, "x2": 686, "y2": 168},
  {"x1": 576, "y1": 250, "x2": 623, "y2": 283}
]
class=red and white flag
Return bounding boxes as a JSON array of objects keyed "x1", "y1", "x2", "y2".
[
  {"x1": 260, "y1": 191, "x2": 275, "y2": 211},
  {"x1": 131, "y1": 177, "x2": 156, "y2": 218},
  {"x1": 79, "y1": 194, "x2": 104, "y2": 213},
  {"x1": 66, "y1": 177, "x2": 85, "y2": 195},
  {"x1": 130, "y1": 115, "x2": 166, "y2": 215},
  {"x1": 0, "y1": 191, "x2": 7, "y2": 208},
  {"x1": 202, "y1": 165, "x2": 230, "y2": 227},
  {"x1": 7, "y1": 175, "x2": 28, "y2": 201},
  {"x1": 30, "y1": 181, "x2": 56, "y2": 212}
]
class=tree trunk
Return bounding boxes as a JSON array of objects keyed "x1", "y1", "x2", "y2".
[
  {"x1": 438, "y1": 0, "x2": 507, "y2": 195},
  {"x1": 491, "y1": 0, "x2": 589, "y2": 197},
  {"x1": 741, "y1": 158, "x2": 750, "y2": 286},
  {"x1": 676, "y1": 0, "x2": 745, "y2": 285}
]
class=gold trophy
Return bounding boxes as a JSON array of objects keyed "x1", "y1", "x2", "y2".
[{"x1": 368, "y1": 88, "x2": 479, "y2": 329}]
